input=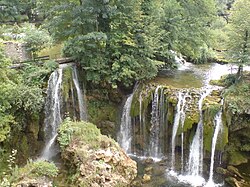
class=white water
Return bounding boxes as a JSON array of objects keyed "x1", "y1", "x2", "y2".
[
  {"x1": 70, "y1": 81, "x2": 77, "y2": 120},
  {"x1": 72, "y1": 65, "x2": 87, "y2": 121},
  {"x1": 139, "y1": 92, "x2": 147, "y2": 156},
  {"x1": 149, "y1": 86, "x2": 162, "y2": 158},
  {"x1": 187, "y1": 89, "x2": 212, "y2": 177},
  {"x1": 207, "y1": 106, "x2": 223, "y2": 185},
  {"x1": 171, "y1": 92, "x2": 186, "y2": 169},
  {"x1": 180, "y1": 93, "x2": 188, "y2": 173},
  {"x1": 118, "y1": 94, "x2": 134, "y2": 153},
  {"x1": 40, "y1": 64, "x2": 87, "y2": 160},
  {"x1": 40, "y1": 67, "x2": 63, "y2": 160}
]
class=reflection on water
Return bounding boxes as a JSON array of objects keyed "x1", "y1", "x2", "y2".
[{"x1": 155, "y1": 63, "x2": 250, "y2": 88}]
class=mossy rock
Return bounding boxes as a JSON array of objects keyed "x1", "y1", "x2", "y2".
[
  {"x1": 167, "y1": 103, "x2": 175, "y2": 125},
  {"x1": 58, "y1": 119, "x2": 137, "y2": 187},
  {"x1": 168, "y1": 96, "x2": 178, "y2": 106},
  {"x1": 216, "y1": 123, "x2": 228, "y2": 151},
  {"x1": 130, "y1": 85, "x2": 154, "y2": 118},
  {"x1": 87, "y1": 98, "x2": 118, "y2": 137},
  {"x1": 228, "y1": 151, "x2": 248, "y2": 166},
  {"x1": 203, "y1": 124, "x2": 214, "y2": 152},
  {"x1": 182, "y1": 113, "x2": 199, "y2": 134},
  {"x1": 12, "y1": 161, "x2": 58, "y2": 186}
]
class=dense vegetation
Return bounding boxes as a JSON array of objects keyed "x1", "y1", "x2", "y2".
[{"x1": 1, "y1": 0, "x2": 250, "y2": 185}]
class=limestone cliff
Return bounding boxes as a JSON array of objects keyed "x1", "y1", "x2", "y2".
[{"x1": 58, "y1": 120, "x2": 137, "y2": 187}]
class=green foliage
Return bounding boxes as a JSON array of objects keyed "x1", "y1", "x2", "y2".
[
  {"x1": 0, "y1": 0, "x2": 40, "y2": 23},
  {"x1": 226, "y1": 0, "x2": 250, "y2": 65},
  {"x1": 0, "y1": 159, "x2": 58, "y2": 186},
  {"x1": 57, "y1": 118, "x2": 75, "y2": 150},
  {"x1": 0, "y1": 43, "x2": 53, "y2": 143},
  {"x1": 18, "y1": 160, "x2": 58, "y2": 178},
  {"x1": 159, "y1": 0, "x2": 217, "y2": 63},
  {"x1": 223, "y1": 79, "x2": 250, "y2": 114},
  {"x1": 21, "y1": 24, "x2": 52, "y2": 58},
  {"x1": 42, "y1": 0, "x2": 164, "y2": 88},
  {"x1": 0, "y1": 149, "x2": 17, "y2": 186},
  {"x1": 88, "y1": 99, "x2": 118, "y2": 126},
  {"x1": 58, "y1": 119, "x2": 113, "y2": 150},
  {"x1": 210, "y1": 74, "x2": 236, "y2": 87}
]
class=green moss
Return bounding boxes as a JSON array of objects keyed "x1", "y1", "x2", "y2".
[
  {"x1": 229, "y1": 151, "x2": 248, "y2": 166},
  {"x1": 168, "y1": 96, "x2": 178, "y2": 106},
  {"x1": 58, "y1": 119, "x2": 116, "y2": 150},
  {"x1": 87, "y1": 98, "x2": 118, "y2": 125},
  {"x1": 223, "y1": 78, "x2": 250, "y2": 114},
  {"x1": 130, "y1": 91, "x2": 140, "y2": 117},
  {"x1": 167, "y1": 103, "x2": 175, "y2": 125},
  {"x1": 217, "y1": 124, "x2": 228, "y2": 151},
  {"x1": 203, "y1": 124, "x2": 214, "y2": 152},
  {"x1": 18, "y1": 160, "x2": 59, "y2": 178},
  {"x1": 19, "y1": 136, "x2": 29, "y2": 159},
  {"x1": 183, "y1": 113, "x2": 199, "y2": 132},
  {"x1": 62, "y1": 66, "x2": 73, "y2": 102},
  {"x1": 38, "y1": 43, "x2": 63, "y2": 59}
]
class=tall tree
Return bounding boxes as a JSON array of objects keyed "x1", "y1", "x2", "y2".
[
  {"x1": 226, "y1": 0, "x2": 250, "y2": 79},
  {"x1": 160, "y1": 0, "x2": 217, "y2": 63},
  {"x1": 43, "y1": 0, "x2": 163, "y2": 88}
]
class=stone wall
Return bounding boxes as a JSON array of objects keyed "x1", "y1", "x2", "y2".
[{"x1": 3, "y1": 41, "x2": 30, "y2": 62}]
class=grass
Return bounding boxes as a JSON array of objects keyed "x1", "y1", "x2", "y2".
[{"x1": 38, "y1": 43, "x2": 63, "y2": 59}]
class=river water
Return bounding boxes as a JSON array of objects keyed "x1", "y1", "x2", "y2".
[{"x1": 131, "y1": 63, "x2": 250, "y2": 187}]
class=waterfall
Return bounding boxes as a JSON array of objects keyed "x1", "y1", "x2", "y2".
[
  {"x1": 40, "y1": 64, "x2": 87, "y2": 160},
  {"x1": 139, "y1": 92, "x2": 146, "y2": 156},
  {"x1": 206, "y1": 103, "x2": 223, "y2": 186},
  {"x1": 180, "y1": 93, "x2": 188, "y2": 173},
  {"x1": 171, "y1": 92, "x2": 183, "y2": 169},
  {"x1": 40, "y1": 67, "x2": 63, "y2": 160},
  {"x1": 72, "y1": 65, "x2": 87, "y2": 121},
  {"x1": 187, "y1": 90, "x2": 211, "y2": 177},
  {"x1": 118, "y1": 93, "x2": 134, "y2": 153},
  {"x1": 171, "y1": 92, "x2": 187, "y2": 170},
  {"x1": 70, "y1": 81, "x2": 77, "y2": 121},
  {"x1": 148, "y1": 86, "x2": 163, "y2": 159}
]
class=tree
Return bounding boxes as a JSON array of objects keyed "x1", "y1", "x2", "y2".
[
  {"x1": 0, "y1": 0, "x2": 38, "y2": 23},
  {"x1": 44, "y1": 0, "x2": 163, "y2": 88},
  {"x1": 0, "y1": 43, "x2": 50, "y2": 143},
  {"x1": 226, "y1": 0, "x2": 250, "y2": 79},
  {"x1": 21, "y1": 24, "x2": 52, "y2": 58},
  {"x1": 159, "y1": 0, "x2": 217, "y2": 63}
]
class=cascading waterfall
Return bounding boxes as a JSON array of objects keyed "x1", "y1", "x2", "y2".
[
  {"x1": 40, "y1": 67, "x2": 63, "y2": 160},
  {"x1": 180, "y1": 93, "x2": 188, "y2": 173},
  {"x1": 118, "y1": 93, "x2": 134, "y2": 153},
  {"x1": 72, "y1": 65, "x2": 87, "y2": 121},
  {"x1": 171, "y1": 91, "x2": 188, "y2": 170},
  {"x1": 40, "y1": 64, "x2": 87, "y2": 160},
  {"x1": 171, "y1": 92, "x2": 183, "y2": 169},
  {"x1": 139, "y1": 92, "x2": 147, "y2": 156},
  {"x1": 206, "y1": 101, "x2": 223, "y2": 186},
  {"x1": 70, "y1": 81, "x2": 77, "y2": 120},
  {"x1": 148, "y1": 86, "x2": 163, "y2": 159},
  {"x1": 187, "y1": 90, "x2": 211, "y2": 177}
]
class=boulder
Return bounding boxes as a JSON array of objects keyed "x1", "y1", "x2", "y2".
[
  {"x1": 59, "y1": 121, "x2": 137, "y2": 187},
  {"x1": 142, "y1": 174, "x2": 151, "y2": 183}
]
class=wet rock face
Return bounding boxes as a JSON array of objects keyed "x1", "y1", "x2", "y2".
[{"x1": 217, "y1": 166, "x2": 250, "y2": 187}]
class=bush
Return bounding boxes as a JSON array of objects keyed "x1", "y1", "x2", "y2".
[
  {"x1": 21, "y1": 24, "x2": 52, "y2": 58},
  {"x1": 58, "y1": 119, "x2": 110, "y2": 150},
  {"x1": 19, "y1": 160, "x2": 59, "y2": 178}
]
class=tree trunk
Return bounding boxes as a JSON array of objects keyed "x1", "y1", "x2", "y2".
[{"x1": 236, "y1": 64, "x2": 243, "y2": 82}]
